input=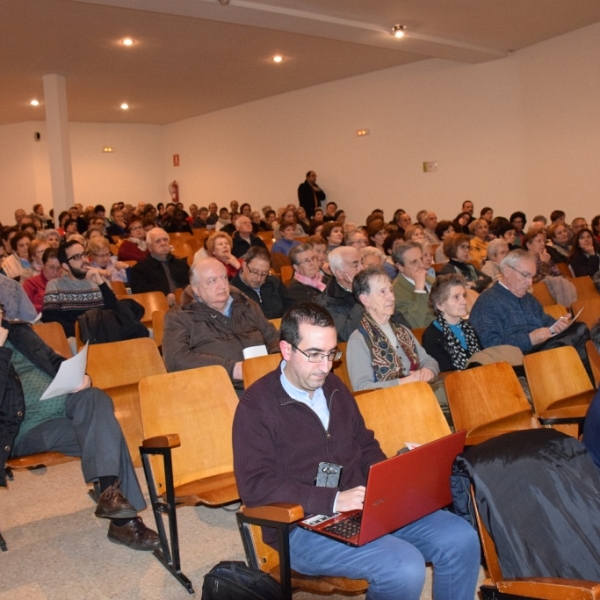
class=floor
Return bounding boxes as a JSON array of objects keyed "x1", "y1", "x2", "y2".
[{"x1": 0, "y1": 460, "x2": 484, "y2": 599}]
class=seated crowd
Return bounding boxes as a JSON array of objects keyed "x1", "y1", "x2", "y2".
[{"x1": 2, "y1": 191, "x2": 600, "y2": 597}]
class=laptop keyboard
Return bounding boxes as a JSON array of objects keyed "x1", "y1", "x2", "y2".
[{"x1": 323, "y1": 512, "x2": 363, "y2": 539}]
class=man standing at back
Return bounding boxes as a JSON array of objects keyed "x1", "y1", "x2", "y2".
[
  {"x1": 298, "y1": 171, "x2": 326, "y2": 218},
  {"x1": 233, "y1": 303, "x2": 479, "y2": 599}
]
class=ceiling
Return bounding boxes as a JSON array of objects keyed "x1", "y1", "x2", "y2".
[{"x1": 2, "y1": 0, "x2": 600, "y2": 125}]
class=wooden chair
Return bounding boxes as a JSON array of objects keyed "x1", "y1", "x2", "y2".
[
  {"x1": 268, "y1": 317, "x2": 282, "y2": 330},
  {"x1": 117, "y1": 291, "x2": 169, "y2": 327},
  {"x1": 139, "y1": 366, "x2": 240, "y2": 593},
  {"x1": 543, "y1": 303, "x2": 569, "y2": 320},
  {"x1": 572, "y1": 296, "x2": 600, "y2": 330},
  {"x1": 586, "y1": 340, "x2": 600, "y2": 389},
  {"x1": 256, "y1": 230, "x2": 274, "y2": 247},
  {"x1": 87, "y1": 338, "x2": 166, "y2": 467},
  {"x1": 556, "y1": 262, "x2": 573, "y2": 278},
  {"x1": 32, "y1": 321, "x2": 73, "y2": 358},
  {"x1": 270, "y1": 252, "x2": 291, "y2": 276},
  {"x1": 122, "y1": 260, "x2": 137, "y2": 268},
  {"x1": 523, "y1": 346, "x2": 595, "y2": 431},
  {"x1": 445, "y1": 362, "x2": 539, "y2": 445},
  {"x1": 355, "y1": 382, "x2": 451, "y2": 457},
  {"x1": 332, "y1": 341, "x2": 352, "y2": 391},
  {"x1": 531, "y1": 281, "x2": 556, "y2": 307},
  {"x1": 242, "y1": 353, "x2": 282, "y2": 389},
  {"x1": 411, "y1": 327, "x2": 425, "y2": 345},
  {"x1": 280, "y1": 265, "x2": 294, "y2": 286},
  {"x1": 151, "y1": 310, "x2": 165, "y2": 349},
  {"x1": 110, "y1": 280, "x2": 128, "y2": 296},
  {"x1": 572, "y1": 276, "x2": 599, "y2": 302}
]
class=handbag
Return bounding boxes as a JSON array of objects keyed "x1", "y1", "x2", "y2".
[{"x1": 201, "y1": 561, "x2": 285, "y2": 600}]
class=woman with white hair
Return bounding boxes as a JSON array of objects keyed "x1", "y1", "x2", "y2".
[
  {"x1": 359, "y1": 246, "x2": 386, "y2": 269},
  {"x1": 468, "y1": 219, "x2": 489, "y2": 264},
  {"x1": 481, "y1": 238, "x2": 509, "y2": 280}
]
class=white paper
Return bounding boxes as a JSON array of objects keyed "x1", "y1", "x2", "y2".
[
  {"x1": 243, "y1": 345, "x2": 268, "y2": 360},
  {"x1": 40, "y1": 342, "x2": 89, "y2": 400}
]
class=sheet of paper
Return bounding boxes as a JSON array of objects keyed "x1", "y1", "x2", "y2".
[
  {"x1": 40, "y1": 342, "x2": 89, "y2": 400},
  {"x1": 243, "y1": 345, "x2": 268, "y2": 360}
]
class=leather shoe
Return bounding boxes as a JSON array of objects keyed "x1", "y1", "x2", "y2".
[
  {"x1": 107, "y1": 517, "x2": 161, "y2": 551},
  {"x1": 95, "y1": 480, "x2": 138, "y2": 519}
]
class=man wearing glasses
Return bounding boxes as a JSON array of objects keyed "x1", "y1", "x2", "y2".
[
  {"x1": 470, "y1": 249, "x2": 589, "y2": 360},
  {"x1": 230, "y1": 247, "x2": 294, "y2": 319},
  {"x1": 162, "y1": 256, "x2": 279, "y2": 392},
  {"x1": 233, "y1": 303, "x2": 479, "y2": 599},
  {"x1": 41, "y1": 240, "x2": 117, "y2": 337}
]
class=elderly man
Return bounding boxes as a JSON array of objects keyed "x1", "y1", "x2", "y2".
[
  {"x1": 162, "y1": 257, "x2": 279, "y2": 390},
  {"x1": 470, "y1": 250, "x2": 589, "y2": 361},
  {"x1": 0, "y1": 306, "x2": 159, "y2": 550},
  {"x1": 421, "y1": 211, "x2": 440, "y2": 245},
  {"x1": 42, "y1": 241, "x2": 117, "y2": 337},
  {"x1": 231, "y1": 215, "x2": 267, "y2": 258},
  {"x1": 392, "y1": 241, "x2": 436, "y2": 329},
  {"x1": 344, "y1": 229, "x2": 368, "y2": 250},
  {"x1": 230, "y1": 247, "x2": 294, "y2": 319},
  {"x1": 297, "y1": 170, "x2": 326, "y2": 218},
  {"x1": 287, "y1": 243, "x2": 326, "y2": 304},
  {"x1": 130, "y1": 227, "x2": 189, "y2": 306},
  {"x1": 233, "y1": 303, "x2": 480, "y2": 599}
]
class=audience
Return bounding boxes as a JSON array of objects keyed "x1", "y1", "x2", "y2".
[
  {"x1": 440, "y1": 234, "x2": 492, "y2": 293},
  {"x1": 231, "y1": 215, "x2": 267, "y2": 258},
  {"x1": 569, "y1": 228, "x2": 600, "y2": 277},
  {"x1": 2, "y1": 231, "x2": 33, "y2": 280},
  {"x1": 22, "y1": 248, "x2": 62, "y2": 312},
  {"x1": 287, "y1": 243, "x2": 326, "y2": 304},
  {"x1": 117, "y1": 218, "x2": 150, "y2": 262},
  {"x1": 545, "y1": 221, "x2": 571, "y2": 264}
]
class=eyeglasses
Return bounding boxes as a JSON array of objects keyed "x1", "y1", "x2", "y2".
[
  {"x1": 297, "y1": 256, "x2": 318, "y2": 265},
  {"x1": 458, "y1": 244, "x2": 470, "y2": 250},
  {"x1": 246, "y1": 266, "x2": 270, "y2": 278},
  {"x1": 290, "y1": 343, "x2": 342, "y2": 363},
  {"x1": 66, "y1": 253, "x2": 85, "y2": 262},
  {"x1": 509, "y1": 265, "x2": 534, "y2": 280}
]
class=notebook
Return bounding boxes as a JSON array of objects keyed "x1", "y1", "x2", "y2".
[{"x1": 299, "y1": 429, "x2": 466, "y2": 547}]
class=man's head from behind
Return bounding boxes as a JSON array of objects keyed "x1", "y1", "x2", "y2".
[
  {"x1": 190, "y1": 257, "x2": 230, "y2": 312},
  {"x1": 57, "y1": 240, "x2": 88, "y2": 280},
  {"x1": 280, "y1": 303, "x2": 338, "y2": 394},
  {"x1": 328, "y1": 246, "x2": 362, "y2": 289},
  {"x1": 146, "y1": 228, "x2": 171, "y2": 260},
  {"x1": 501, "y1": 249, "x2": 536, "y2": 298}
]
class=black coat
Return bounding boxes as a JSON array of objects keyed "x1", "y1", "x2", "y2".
[
  {"x1": 231, "y1": 232, "x2": 267, "y2": 259},
  {"x1": 286, "y1": 279, "x2": 324, "y2": 305},
  {"x1": 230, "y1": 273, "x2": 295, "y2": 320},
  {"x1": 297, "y1": 181, "x2": 325, "y2": 219},
  {"x1": 130, "y1": 254, "x2": 190, "y2": 296}
]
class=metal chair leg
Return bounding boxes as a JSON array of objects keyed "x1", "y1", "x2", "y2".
[{"x1": 0, "y1": 530, "x2": 7, "y2": 552}]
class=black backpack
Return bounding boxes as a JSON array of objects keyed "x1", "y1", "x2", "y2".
[{"x1": 201, "y1": 561, "x2": 285, "y2": 600}]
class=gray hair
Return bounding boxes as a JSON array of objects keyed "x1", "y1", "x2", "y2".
[
  {"x1": 289, "y1": 243, "x2": 313, "y2": 266},
  {"x1": 500, "y1": 249, "x2": 531, "y2": 271},
  {"x1": 360, "y1": 246, "x2": 385, "y2": 261},
  {"x1": 344, "y1": 229, "x2": 367, "y2": 245},
  {"x1": 487, "y1": 238, "x2": 509, "y2": 261},
  {"x1": 391, "y1": 240, "x2": 421, "y2": 266},
  {"x1": 328, "y1": 246, "x2": 358, "y2": 276},
  {"x1": 352, "y1": 267, "x2": 390, "y2": 304}
]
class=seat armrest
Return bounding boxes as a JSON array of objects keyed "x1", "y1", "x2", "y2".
[
  {"x1": 241, "y1": 503, "x2": 304, "y2": 523},
  {"x1": 141, "y1": 433, "x2": 181, "y2": 449}
]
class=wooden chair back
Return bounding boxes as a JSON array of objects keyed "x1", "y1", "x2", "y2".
[
  {"x1": 556, "y1": 262, "x2": 573, "y2": 278},
  {"x1": 332, "y1": 341, "x2": 352, "y2": 391},
  {"x1": 356, "y1": 382, "x2": 451, "y2": 457},
  {"x1": 268, "y1": 318, "x2": 282, "y2": 330},
  {"x1": 280, "y1": 265, "x2": 294, "y2": 286},
  {"x1": 168, "y1": 232, "x2": 192, "y2": 243},
  {"x1": 531, "y1": 281, "x2": 556, "y2": 307},
  {"x1": 572, "y1": 276, "x2": 599, "y2": 302},
  {"x1": 256, "y1": 230, "x2": 274, "y2": 248},
  {"x1": 523, "y1": 346, "x2": 594, "y2": 416},
  {"x1": 445, "y1": 362, "x2": 537, "y2": 445},
  {"x1": 87, "y1": 338, "x2": 166, "y2": 466},
  {"x1": 587, "y1": 340, "x2": 600, "y2": 389},
  {"x1": 139, "y1": 366, "x2": 238, "y2": 500},
  {"x1": 411, "y1": 327, "x2": 425, "y2": 345},
  {"x1": 242, "y1": 353, "x2": 282, "y2": 389},
  {"x1": 32, "y1": 322, "x2": 73, "y2": 358},
  {"x1": 543, "y1": 304, "x2": 569, "y2": 320},
  {"x1": 117, "y1": 291, "x2": 169, "y2": 327},
  {"x1": 110, "y1": 280, "x2": 127, "y2": 296},
  {"x1": 270, "y1": 252, "x2": 291, "y2": 275},
  {"x1": 572, "y1": 296, "x2": 600, "y2": 330},
  {"x1": 151, "y1": 310, "x2": 165, "y2": 349}
]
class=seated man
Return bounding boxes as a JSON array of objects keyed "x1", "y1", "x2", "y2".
[
  {"x1": 162, "y1": 257, "x2": 279, "y2": 390},
  {"x1": 130, "y1": 227, "x2": 189, "y2": 306},
  {"x1": 392, "y1": 241, "x2": 436, "y2": 329},
  {"x1": 233, "y1": 303, "x2": 480, "y2": 599},
  {"x1": 230, "y1": 215, "x2": 267, "y2": 258},
  {"x1": 470, "y1": 249, "x2": 589, "y2": 361},
  {"x1": 0, "y1": 307, "x2": 158, "y2": 550},
  {"x1": 41, "y1": 240, "x2": 117, "y2": 337},
  {"x1": 287, "y1": 243, "x2": 326, "y2": 304},
  {"x1": 230, "y1": 247, "x2": 295, "y2": 319}
]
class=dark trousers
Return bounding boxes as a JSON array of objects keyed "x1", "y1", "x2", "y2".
[{"x1": 14, "y1": 388, "x2": 145, "y2": 511}]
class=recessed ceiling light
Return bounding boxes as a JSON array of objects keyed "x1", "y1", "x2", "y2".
[
  {"x1": 30, "y1": 99, "x2": 40, "y2": 106},
  {"x1": 122, "y1": 38, "x2": 134, "y2": 46},
  {"x1": 392, "y1": 25, "x2": 406, "y2": 38},
  {"x1": 102, "y1": 147, "x2": 115, "y2": 153},
  {"x1": 120, "y1": 103, "x2": 129, "y2": 110},
  {"x1": 272, "y1": 55, "x2": 283, "y2": 63}
]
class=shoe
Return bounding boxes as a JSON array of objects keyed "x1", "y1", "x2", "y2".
[
  {"x1": 95, "y1": 480, "x2": 138, "y2": 519},
  {"x1": 107, "y1": 517, "x2": 161, "y2": 551}
]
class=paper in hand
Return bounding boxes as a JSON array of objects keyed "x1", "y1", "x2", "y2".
[{"x1": 40, "y1": 342, "x2": 89, "y2": 400}]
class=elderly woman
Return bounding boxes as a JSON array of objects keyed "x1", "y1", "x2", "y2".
[
  {"x1": 418, "y1": 240, "x2": 436, "y2": 279},
  {"x1": 403, "y1": 224, "x2": 426, "y2": 242},
  {"x1": 118, "y1": 218, "x2": 150, "y2": 262},
  {"x1": 347, "y1": 267, "x2": 440, "y2": 392},
  {"x1": 523, "y1": 229, "x2": 560, "y2": 283},
  {"x1": 1, "y1": 231, "x2": 33, "y2": 279},
  {"x1": 287, "y1": 243, "x2": 326, "y2": 304},
  {"x1": 481, "y1": 238, "x2": 509, "y2": 280},
  {"x1": 468, "y1": 219, "x2": 489, "y2": 264},
  {"x1": 41, "y1": 228, "x2": 62, "y2": 248},
  {"x1": 569, "y1": 228, "x2": 600, "y2": 277},
  {"x1": 87, "y1": 237, "x2": 128, "y2": 283},
  {"x1": 19, "y1": 239, "x2": 49, "y2": 282},
  {"x1": 545, "y1": 221, "x2": 571, "y2": 264},
  {"x1": 204, "y1": 231, "x2": 242, "y2": 278},
  {"x1": 422, "y1": 274, "x2": 483, "y2": 372},
  {"x1": 360, "y1": 246, "x2": 386, "y2": 270},
  {"x1": 440, "y1": 234, "x2": 492, "y2": 293}
]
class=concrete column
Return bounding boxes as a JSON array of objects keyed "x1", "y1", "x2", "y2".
[{"x1": 43, "y1": 74, "x2": 74, "y2": 217}]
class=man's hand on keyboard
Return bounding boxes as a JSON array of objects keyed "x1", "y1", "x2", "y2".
[{"x1": 334, "y1": 486, "x2": 365, "y2": 512}]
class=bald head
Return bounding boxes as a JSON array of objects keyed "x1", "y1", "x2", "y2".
[
  {"x1": 190, "y1": 257, "x2": 231, "y2": 312},
  {"x1": 146, "y1": 228, "x2": 170, "y2": 260}
]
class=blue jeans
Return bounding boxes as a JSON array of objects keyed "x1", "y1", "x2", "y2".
[{"x1": 289, "y1": 509, "x2": 480, "y2": 600}]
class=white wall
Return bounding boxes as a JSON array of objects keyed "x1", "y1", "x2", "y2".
[{"x1": 1, "y1": 21, "x2": 599, "y2": 226}]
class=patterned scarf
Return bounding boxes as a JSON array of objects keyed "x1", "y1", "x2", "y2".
[
  {"x1": 358, "y1": 313, "x2": 419, "y2": 382},
  {"x1": 436, "y1": 313, "x2": 481, "y2": 370},
  {"x1": 448, "y1": 259, "x2": 478, "y2": 283}
]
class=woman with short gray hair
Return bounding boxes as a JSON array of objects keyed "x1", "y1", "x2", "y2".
[{"x1": 481, "y1": 238, "x2": 509, "y2": 280}]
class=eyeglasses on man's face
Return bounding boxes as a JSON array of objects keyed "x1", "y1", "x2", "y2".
[
  {"x1": 66, "y1": 253, "x2": 85, "y2": 263},
  {"x1": 509, "y1": 265, "x2": 534, "y2": 280},
  {"x1": 290, "y1": 343, "x2": 342, "y2": 363},
  {"x1": 246, "y1": 266, "x2": 270, "y2": 278}
]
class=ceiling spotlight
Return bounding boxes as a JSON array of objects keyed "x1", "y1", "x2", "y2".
[
  {"x1": 272, "y1": 55, "x2": 283, "y2": 63},
  {"x1": 122, "y1": 38, "x2": 134, "y2": 46},
  {"x1": 120, "y1": 103, "x2": 129, "y2": 110},
  {"x1": 30, "y1": 99, "x2": 40, "y2": 106},
  {"x1": 218, "y1": 0, "x2": 230, "y2": 5},
  {"x1": 392, "y1": 25, "x2": 406, "y2": 38}
]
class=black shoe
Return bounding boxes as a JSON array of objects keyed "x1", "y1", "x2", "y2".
[
  {"x1": 95, "y1": 480, "x2": 138, "y2": 520},
  {"x1": 107, "y1": 517, "x2": 161, "y2": 551}
]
